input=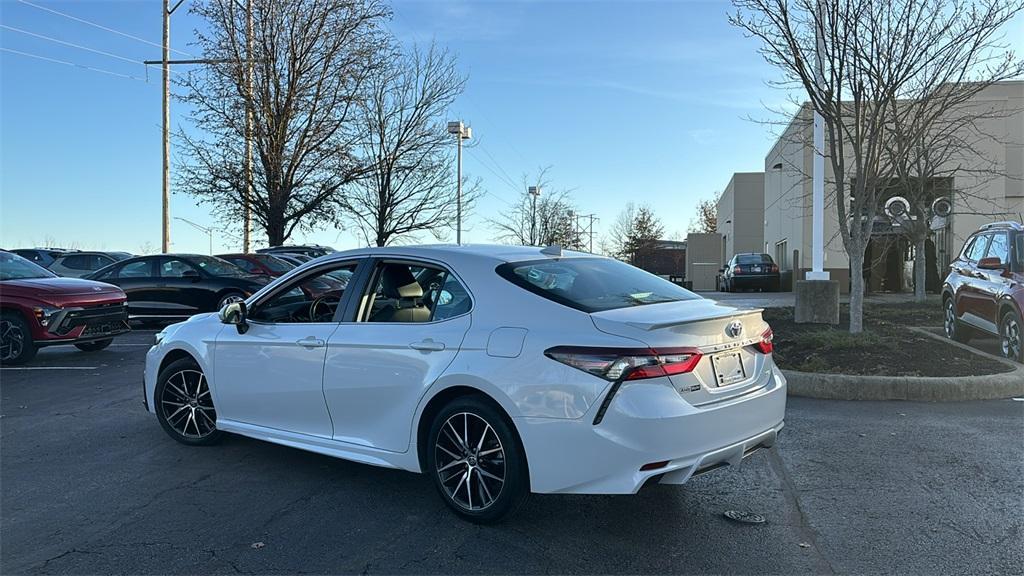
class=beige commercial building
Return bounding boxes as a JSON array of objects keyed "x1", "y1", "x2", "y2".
[
  {"x1": 762, "y1": 81, "x2": 1024, "y2": 293},
  {"x1": 716, "y1": 172, "x2": 765, "y2": 264}
]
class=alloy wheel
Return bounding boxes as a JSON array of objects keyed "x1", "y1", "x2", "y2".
[
  {"x1": 219, "y1": 294, "x2": 245, "y2": 308},
  {"x1": 160, "y1": 369, "x2": 217, "y2": 439},
  {"x1": 1002, "y1": 314, "x2": 1022, "y2": 361},
  {"x1": 944, "y1": 300, "x2": 957, "y2": 339},
  {"x1": 434, "y1": 412, "x2": 506, "y2": 511},
  {"x1": 0, "y1": 319, "x2": 24, "y2": 362}
]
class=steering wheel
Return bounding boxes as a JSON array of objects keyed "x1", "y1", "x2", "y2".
[{"x1": 309, "y1": 294, "x2": 342, "y2": 322}]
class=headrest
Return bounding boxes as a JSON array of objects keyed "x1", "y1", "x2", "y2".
[{"x1": 380, "y1": 265, "x2": 423, "y2": 299}]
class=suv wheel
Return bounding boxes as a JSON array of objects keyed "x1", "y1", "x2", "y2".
[
  {"x1": 1, "y1": 313, "x2": 37, "y2": 365},
  {"x1": 1000, "y1": 310, "x2": 1023, "y2": 363},
  {"x1": 155, "y1": 357, "x2": 223, "y2": 446},
  {"x1": 944, "y1": 298, "x2": 971, "y2": 343},
  {"x1": 426, "y1": 396, "x2": 528, "y2": 524}
]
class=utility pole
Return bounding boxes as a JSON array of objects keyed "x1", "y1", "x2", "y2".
[
  {"x1": 243, "y1": 0, "x2": 253, "y2": 253},
  {"x1": 808, "y1": 0, "x2": 829, "y2": 282},
  {"x1": 447, "y1": 121, "x2": 472, "y2": 244},
  {"x1": 147, "y1": 0, "x2": 246, "y2": 255},
  {"x1": 528, "y1": 186, "x2": 541, "y2": 246}
]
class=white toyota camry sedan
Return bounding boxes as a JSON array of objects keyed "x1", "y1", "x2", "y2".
[{"x1": 144, "y1": 244, "x2": 786, "y2": 522}]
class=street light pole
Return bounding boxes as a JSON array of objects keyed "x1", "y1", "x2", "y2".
[
  {"x1": 174, "y1": 217, "x2": 214, "y2": 255},
  {"x1": 528, "y1": 185, "x2": 541, "y2": 245},
  {"x1": 447, "y1": 121, "x2": 472, "y2": 245},
  {"x1": 808, "y1": 0, "x2": 829, "y2": 281}
]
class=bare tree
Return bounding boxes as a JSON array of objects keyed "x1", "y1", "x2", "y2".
[
  {"x1": 489, "y1": 169, "x2": 584, "y2": 248},
  {"x1": 177, "y1": 0, "x2": 389, "y2": 246},
  {"x1": 688, "y1": 192, "x2": 720, "y2": 234},
  {"x1": 731, "y1": 0, "x2": 1024, "y2": 332},
  {"x1": 343, "y1": 43, "x2": 473, "y2": 246}
]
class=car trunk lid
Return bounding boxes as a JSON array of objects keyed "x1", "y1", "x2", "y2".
[{"x1": 590, "y1": 298, "x2": 771, "y2": 404}]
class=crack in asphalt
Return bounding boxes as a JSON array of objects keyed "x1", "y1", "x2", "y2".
[{"x1": 767, "y1": 449, "x2": 837, "y2": 575}]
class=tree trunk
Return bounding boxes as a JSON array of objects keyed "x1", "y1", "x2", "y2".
[
  {"x1": 848, "y1": 248, "x2": 866, "y2": 334},
  {"x1": 265, "y1": 218, "x2": 286, "y2": 247},
  {"x1": 913, "y1": 236, "x2": 927, "y2": 303}
]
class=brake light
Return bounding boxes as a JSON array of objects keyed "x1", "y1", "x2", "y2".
[
  {"x1": 769, "y1": 264, "x2": 779, "y2": 273},
  {"x1": 733, "y1": 265, "x2": 743, "y2": 275},
  {"x1": 545, "y1": 346, "x2": 703, "y2": 381},
  {"x1": 754, "y1": 327, "x2": 774, "y2": 354}
]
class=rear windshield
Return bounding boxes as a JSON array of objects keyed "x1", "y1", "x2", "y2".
[
  {"x1": 253, "y1": 254, "x2": 294, "y2": 273},
  {"x1": 496, "y1": 257, "x2": 699, "y2": 313},
  {"x1": 737, "y1": 254, "x2": 774, "y2": 264}
]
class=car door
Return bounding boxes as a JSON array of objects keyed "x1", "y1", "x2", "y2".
[
  {"x1": 212, "y1": 259, "x2": 364, "y2": 438},
  {"x1": 977, "y1": 231, "x2": 1012, "y2": 328},
  {"x1": 957, "y1": 233, "x2": 993, "y2": 331},
  {"x1": 155, "y1": 257, "x2": 209, "y2": 316},
  {"x1": 102, "y1": 258, "x2": 160, "y2": 317},
  {"x1": 322, "y1": 260, "x2": 473, "y2": 452}
]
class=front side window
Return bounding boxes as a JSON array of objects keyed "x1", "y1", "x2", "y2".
[
  {"x1": 249, "y1": 263, "x2": 357, "y2": 323},
  {"x1": 497, "y1": 257, "x2": 700, "y2": 313},
  {"x1": 1015, "y1": 234, "x2": 1024, "y2": 269},
  {"x1": 188, "y1": 255, "x2": 245, "y2": 277},
  {"x1": 985, "y1": 232, "x2": 1010, "y2": 264},
  {"x1": 360, "y1": 263, "x2": 470, "y2": 323}
]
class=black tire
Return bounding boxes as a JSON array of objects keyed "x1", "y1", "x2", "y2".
[
  {"x1": 999, "y1": 309, "x2": 1023, "y2": 363},
  {"x1": 155, "y1": 357, "x2": 223, "y2": 446},
  {"x1": 217, "y1": 292, "x2": 245, "y2": 310},
  {"x1": 943, "y1": 297, "x2": 971, "y2": 343},
  {"x1": 1, "y1": 312, "x2": 37, "y2": 365},
  {"x1": 426, "y1": 395, "x2": 528, "y2": 524},
  {"x1": 75, "y1": 338, "x2": 113, "y2": 352}
]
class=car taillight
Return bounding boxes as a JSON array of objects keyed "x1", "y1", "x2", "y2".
[
  {"x1": 545, "y1": 346, "x2": 703, "y2": 381},
  {"x1": 754, "y1": 327, "x2": 774, "y2": 354},
  {"x1": 769, "y1": 264, "x2": 779, "y2": 273},
  {"x1": 733, "y1": 265, "x2": 743, "y2": 275}
]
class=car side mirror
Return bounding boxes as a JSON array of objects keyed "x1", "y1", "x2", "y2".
[
  {"x1": 977, "y1": 256, "x2": 1006, "y2": 270},
  {"x1": 219, "y1": 301, "x2": 249, "y2": 334}
]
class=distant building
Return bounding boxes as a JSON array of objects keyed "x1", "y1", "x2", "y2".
[{"x1": 716, "y1": 172, "x2": 765, "y2": 264}]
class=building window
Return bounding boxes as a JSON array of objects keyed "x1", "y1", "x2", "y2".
[{"x1": 775, "y1": 240, "x2": 789, "y2": 270}]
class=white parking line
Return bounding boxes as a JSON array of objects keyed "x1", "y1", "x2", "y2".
[{"x1": 1, "y1": 366, "x2": 100, "y2": 371}]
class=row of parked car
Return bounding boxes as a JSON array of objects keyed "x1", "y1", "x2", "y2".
[{"x1": 0, "y1": 245, "x2": 335, "y2": 364}]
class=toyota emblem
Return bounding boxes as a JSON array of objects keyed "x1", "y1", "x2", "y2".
[{"x1": 726, "y1": 321, "x2": 743, "y2": 338}]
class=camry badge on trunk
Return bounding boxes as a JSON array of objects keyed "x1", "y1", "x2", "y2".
[{"x1": 726, "y1": 320, "x2": 744, "y2": 338}]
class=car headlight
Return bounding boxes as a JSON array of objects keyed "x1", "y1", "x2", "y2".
[{"x1": 33, "y1": 306, "x2": 62, "y2": 327}]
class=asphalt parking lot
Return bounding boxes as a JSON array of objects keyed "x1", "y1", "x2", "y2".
[{"x1": 1, "y1": 328, "x2": 1022, "y2": 575}]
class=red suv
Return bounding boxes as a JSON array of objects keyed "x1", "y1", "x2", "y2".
[
  {"x1": 1, "y1": 251, "x2": 130, "y2": 365},
  {"x1": 942, "y1": 221, "x2": 1023, "y2": 362}
]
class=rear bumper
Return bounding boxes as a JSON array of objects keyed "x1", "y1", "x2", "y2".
[
  {"x1": 731, "y1": 275, "x2": 780, "y2": 288},
  {"x1": 514, "y1": 366, "x2": 787, "y2": 494}
]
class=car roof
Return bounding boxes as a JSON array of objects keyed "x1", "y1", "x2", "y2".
[{"x1": 320, "y1": 244, "x2": 600, "y2": 265}]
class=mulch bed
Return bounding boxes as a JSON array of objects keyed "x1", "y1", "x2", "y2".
[{"x1": 762, "y1": 303, "x2": 1010, "y2": 377}]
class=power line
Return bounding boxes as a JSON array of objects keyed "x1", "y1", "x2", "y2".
[
  {"x1": 1, "y1": 24, "x2": 155, "y2": 69},
  {"x1": 16, "y1": 0, "x2": 194, "y2": 57},
  {"x1": 0, "y1": 47, "x2": 150, "y2": 82}
]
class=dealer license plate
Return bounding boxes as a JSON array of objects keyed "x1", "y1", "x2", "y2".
[{"x1": 711, "y1": 351, "x2": 746, "y2": 387}]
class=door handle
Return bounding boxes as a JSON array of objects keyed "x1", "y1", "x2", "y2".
[
  {"x1": 296, "y1": 337, "x2": 325, "y2": 349},
  {"x1": 409, "y1": 339, "x2": 445, "y2": 352}
]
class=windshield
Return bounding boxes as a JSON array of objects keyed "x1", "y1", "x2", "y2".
[
  {"x1": 254, "y1": 254, "x2": 295, "y2": 273},
  {"x1": 0, "y1": 252, "x2": 58, "y2": 281},
  {"x1": 497, "y1": 257, "x2": 699, "y2": 313},
  {"x1": 189, "y1": 255, "x2": 246, "y2": 277}
]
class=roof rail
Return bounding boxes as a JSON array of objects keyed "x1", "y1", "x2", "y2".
[{"x1": 979, "y1": 220, "x2": 1024, "y2": 231}]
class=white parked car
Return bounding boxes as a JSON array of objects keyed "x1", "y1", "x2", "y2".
[{"x1": 144, "y1": 245, "x2": 786, "y2": 522}]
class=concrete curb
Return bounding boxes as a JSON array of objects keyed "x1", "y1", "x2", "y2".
[{"x1": 783, "y1": 327, "x2": 1024, "y2": 401}]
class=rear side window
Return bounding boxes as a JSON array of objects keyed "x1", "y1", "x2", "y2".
[{"x1": 497, "y1": 257, "x2": 699, "y2": 313}]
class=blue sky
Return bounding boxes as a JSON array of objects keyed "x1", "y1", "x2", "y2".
[{"x1": 1, "y1": 0, "x2": 997, "y2": 254}]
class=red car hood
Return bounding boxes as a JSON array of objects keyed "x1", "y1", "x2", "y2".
[{"x1": 2, "y1": 277, "x2": 126, "y2": 307}]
